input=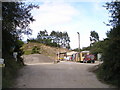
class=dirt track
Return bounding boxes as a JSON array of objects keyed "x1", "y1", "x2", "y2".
[{"x1": 13, "y1": 54, "x2": 113, "y2": 88}]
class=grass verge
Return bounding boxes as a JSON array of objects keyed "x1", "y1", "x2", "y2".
[
  {"x1": 92, "y1": 64, "x2": 119, "y2": 88},
  {"x1": 2, "y1": 55, "x2": 24, "y2": 88}
]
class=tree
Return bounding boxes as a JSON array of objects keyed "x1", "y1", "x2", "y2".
[
  {"x1": 37, "y1": 30, "x2": 50, "y2": 44},
  {"x1": 2, "y1": 2, "x2": 39, "y2": 88},
  {"x1": 104, "y1": 2, "x2": 120, "y2": 27},
  {"x1": 37, "y1": 30, "x2": 48, "y2": 38},
  {"x1": 61, "y1": 32, "x2": 70, "y2": 49},
  {"x1": 2, "y1": 2, "x2": 39, "y2": 56},
  {"x1": 50, "y1": 30, "x2": 57, "y2": 43},
  {"x1": 36, "y1": 30, "x2": 70, "y2": 49},
  {"x1": 98, "y1": 1, "x2": 120, "y2": 87},
  {"x1": 90, "y1": 39, "x2": 109, "y2": 54},
  {"x1": 50, "y1": 31, "x2": 70, "y2": 49},
  {"x1": 90, "y1": 31, "x2": 99, "y2": 46}
]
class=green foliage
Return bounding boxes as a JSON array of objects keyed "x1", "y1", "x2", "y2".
[
  {"x1": 27, "y1": 39, "x2": 38, "y2": 43},
  {"x1": 81, "y1": 46, "x2": 91, "y2": 51},
  {"x1": 104, "y1": 2, "x2": 120, "y2": 27},
  {"x1": 101, "y1": 27, "x2": 120, "y2": 87},
  {"x1": 31, "y1": 46, "x2": 40, "y2": 54},
  {"x1": 14, "y1": 40, "x2": 24, "y2": 56},
  {"x1": 96, "y1": 1, "x2": 120, "y2": 87},
  {"x1": 90, "y1": 31, "x2": 99, "y2": 41},
  {"x1": 2, "y1": 55, "x2": 24, "y2": 88},
  {"x1": 74, "y1": 39, "x2": 109, "y2": 56},
  {"x1": 2, "y1": 2, "x2": 39, "y2": 55},
  {"x1": 24, "y1": 50, "x2": 32, "y2": 55},
  {"x1": 36, "y1": 30, "x2": 70, "y2": 49},
  {"x1": 73, "y1": 39, "x2": 108, "y2": 55},
  {"x1": 73, "y1": 48, "x2": 81, "y2": 52},
  {"x1": 37, "y1": 30, "x2": 48, "y2": 38},
  {"x1": 90, "y1": 39, "x2": 109, "y2": 54},
  {"x1": 2, "y1": 2, "x2": 38, "y2": 88},
  {"x1": 90, "y1": 31, "x2": 99, "y2": 46}
]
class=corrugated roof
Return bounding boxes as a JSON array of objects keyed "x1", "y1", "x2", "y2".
[
  {"x1": 67, "y1": 51, "x2": 78, "y2": 56},
  {"x1": 81, "y1": 51, "x2": 90, "y2": 53}
]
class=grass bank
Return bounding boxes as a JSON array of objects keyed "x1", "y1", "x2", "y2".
[{"x1": 93, "y1": 64, "x2": 119, "y2": 88}]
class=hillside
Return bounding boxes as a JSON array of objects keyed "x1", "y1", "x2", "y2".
[{"x1": 21, "y1": 42, "x2": 70, "y2": 60}]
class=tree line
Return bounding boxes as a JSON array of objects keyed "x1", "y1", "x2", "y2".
[{"x1": 28, "y1": 30, "x2": 70, "y2": 49}]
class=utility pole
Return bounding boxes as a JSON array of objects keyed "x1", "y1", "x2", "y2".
[
  {"x1": 0, "y1": 2, "x2": 2, "y2": 89},
  {"x1": 57, "y1": 41, "x2": 60, "y2": 61},
  {"x1": 77, "y1": 32, "x2": 81, "y2": 61}
]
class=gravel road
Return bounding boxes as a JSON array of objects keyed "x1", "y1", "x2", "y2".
[{"x1": 13, "y1": 54, "x2": 113, "y2": 88}]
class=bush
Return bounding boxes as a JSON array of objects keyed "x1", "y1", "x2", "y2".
[
  {"x1": 24, "y1": 50, "x2": 32, "y2": 55},
  {"x1": 31, "y1": 46, "x2": 40, "y2": 54},
  {"x1": 101, "y1": 39, "x2": 120, "y2": 87},
  {"x1": 2, "y1": 55, "x2": 24, "y2": 88}
]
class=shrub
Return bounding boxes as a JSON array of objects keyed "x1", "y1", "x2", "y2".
[{"x1": 31, "y1": 46, "x2": 40, "y2": 54}]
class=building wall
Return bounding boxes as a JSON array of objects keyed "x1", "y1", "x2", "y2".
[{"x1": 80, "y1": 52, "x2": 90, "y2": 61}]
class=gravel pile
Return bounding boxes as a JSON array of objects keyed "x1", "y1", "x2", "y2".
[{"x1": 22, "y1": 54, "x2": 54, "y2": 64}]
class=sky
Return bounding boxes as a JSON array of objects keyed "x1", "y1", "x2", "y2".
[{"x1": 23, "y1": 0, "x2": 112, "y2": 49}]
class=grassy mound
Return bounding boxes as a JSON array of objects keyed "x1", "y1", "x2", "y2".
[{"x1": 21, "y1": 42, "x2": 70, "y2": 60}]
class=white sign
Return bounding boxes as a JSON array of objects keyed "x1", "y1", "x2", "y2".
[
  {"x1": 97, "y1": 53, "x2": 102, "y2": 61},
  {"x1": 13, "y1": 52, "x2": 18, "y2": 61},
  {"x1": 0, "y1": 58, "x2": 4, "y2": 64}
]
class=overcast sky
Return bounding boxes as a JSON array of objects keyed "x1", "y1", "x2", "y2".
[{"x1": 23, "y1": 0, "x2": 112, "y2": 49}]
